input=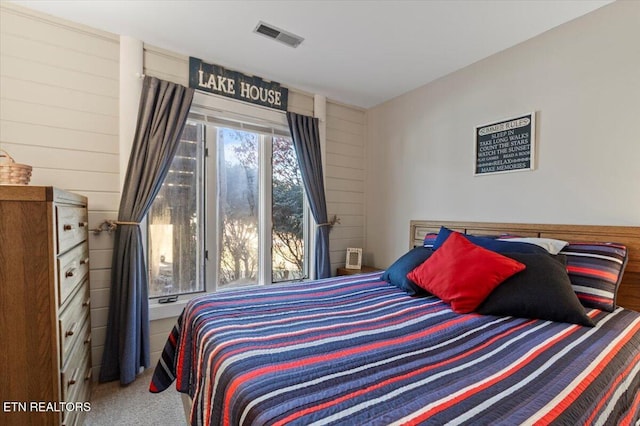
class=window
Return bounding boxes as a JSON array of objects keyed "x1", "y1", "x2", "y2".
[
  {"x1": 148, "y1": 122, "x2": 205, "y2": 298},
  {"x1": 216, "y1": 127, "x2": 261, "y2": 287},
  {"x1": 271, "y1": 135, "x2": 306, "y2": 283},
  {"x1": 148, "y1": 102, "x2": 308, "y2": 299}
]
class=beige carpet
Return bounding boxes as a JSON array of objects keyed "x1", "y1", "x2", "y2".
[{"x1": 85, "y1": 368, "x2": 186, "y2": 425}]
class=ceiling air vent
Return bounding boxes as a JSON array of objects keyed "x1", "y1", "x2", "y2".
[{"x1": 254, "y1": 21, "x2": 304, "y2": 48}]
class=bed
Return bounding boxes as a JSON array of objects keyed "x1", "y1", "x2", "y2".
[{"x1": 151, "y1": 220, "x2": 640, "y2": 425}]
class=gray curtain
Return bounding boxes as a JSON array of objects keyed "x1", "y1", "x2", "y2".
[
  {"x1": 286, "y1": 112, "x2": 331, "y2": 279},
  {"x1": 99, "y1": 77, "x2": 194, "y2": 384}
]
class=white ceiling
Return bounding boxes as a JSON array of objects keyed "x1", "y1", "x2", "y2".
[{"x1": 11, "y1": 0, "x2": 612, "y2": 108}]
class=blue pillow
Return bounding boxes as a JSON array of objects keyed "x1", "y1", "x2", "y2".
[
  {"x1": 433, "y1": 227, "x2": 548, "y2": 255},
  {"x1": 382, "y1": 247, "x2": 433, "y2": 296}
]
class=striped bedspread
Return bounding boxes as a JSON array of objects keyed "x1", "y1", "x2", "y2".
[{"x1": 150, "y1": 272, "x2": 640, "y2": 426}]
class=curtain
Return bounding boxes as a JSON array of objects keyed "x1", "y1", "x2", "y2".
[
  {"x1": 99, "y1": 77, "x2": 194, "y2": 384},
  {"x1": 286, "y1": 112, "x2": 331, "y2": 279}
]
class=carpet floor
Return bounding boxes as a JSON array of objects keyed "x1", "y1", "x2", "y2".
[{"x1": 85, "y1": 368, "x2": 186, "y2": 425}]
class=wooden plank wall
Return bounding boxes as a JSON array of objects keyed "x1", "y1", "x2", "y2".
[
  {"x1": 0, "y1": 4, "x2": 367, "y2": 379},
  {"x1": 0, "y1": 3, "x2": 120, "y2": 381},
  {"x1": 326, "y1": 101, "x2": 366, "y2": 274}
]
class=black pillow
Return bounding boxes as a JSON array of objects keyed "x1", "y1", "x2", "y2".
[
  {"x1": 476, "y1": 252, "x2": 594, "y2": 327},
  {"x1": 382, "y1": 247, "x2": 433, "y2": 296}
]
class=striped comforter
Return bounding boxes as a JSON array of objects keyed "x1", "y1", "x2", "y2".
[{"x1": 150, "y1": 272, "x2": 640, "y2": 426}]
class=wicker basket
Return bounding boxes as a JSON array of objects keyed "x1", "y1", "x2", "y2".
[{"x1": 0, "y1": 149, "x2": 32, "y2": 185}]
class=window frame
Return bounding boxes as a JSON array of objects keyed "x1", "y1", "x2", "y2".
[
  {"x1": 149, "y1": 92, "x2": 312, "y2": 319},
  {"x1": 147, "y1": 121, "x2": 206, "y2": 300}
]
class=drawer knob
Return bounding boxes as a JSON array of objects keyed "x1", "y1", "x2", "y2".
[
  {"x1": 84, "y1": 335, "x2": 92, "y2": 345},
  {"x1": 68, "y1": 368, "x2": 79, "y2": 386},
  {"x1": 63, "y1": 224, "x2": 73, "y2": 231},
  {"x1": 65, "y1": 269, "x2": 75, "y2": 278},
  {"x1": 78, "y1": 222, "x2": 88, "y2": 228},
  {"x1": 82, "y1": 297, "x2": 91, "y2": 308},
  {"x1": 80, "y1": 257, "x2": 90, "y2": 265},
  {"x1": 65, "y1": 322, "x2": 78, "y2": 337}
]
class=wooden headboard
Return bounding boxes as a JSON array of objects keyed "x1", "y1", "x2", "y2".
[{"x1": 410, "y1": 220, "x2": 640, "y2": 312}]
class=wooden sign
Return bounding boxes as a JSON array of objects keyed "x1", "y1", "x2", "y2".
[
  {"x1": 475, "y1": 113, "x2": 535, "y2": 175},
  {"x1": 189, "y1": 57, "x2": 288, "y2": 111}
]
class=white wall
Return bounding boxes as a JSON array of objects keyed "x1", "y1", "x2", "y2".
[{"x1": 365, "y1": 0, "x2": 640, "y2": 269}]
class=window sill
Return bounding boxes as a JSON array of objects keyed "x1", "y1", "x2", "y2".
[
  {"x1": 148, "y1": 279, "x2": 309, "y2": 321},
  {"x1": 149, "y1": 298, "x2": 190, "y2": 321}
]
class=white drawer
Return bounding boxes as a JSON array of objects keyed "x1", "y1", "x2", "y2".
[
  {"x1": 56, "y1": 205, "x2": 88, "y2": 254},
  {"x1": 61, "y1": 354, "x2": 91, "y2": 426},
  {"x1": 60, "y1": 340, "x2": 91, "y2": 405},
  {"x1": 57, "y1": 243, "x2": 89, "y2": 306},
  {"x1": 59, "y1": 281, "x2": 90, "y2": 366}
]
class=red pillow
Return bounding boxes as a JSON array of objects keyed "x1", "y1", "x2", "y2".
[{"x1": 407, "y1": 232, "x2": 525, "y2": 313}]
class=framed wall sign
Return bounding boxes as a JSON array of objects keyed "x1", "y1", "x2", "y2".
[
  {"x1": 189, "y1": 57, "x2": 288, "y2": 111},
  {"x1": 474, "y1": 112, "x2": 536, "y2": 176}
]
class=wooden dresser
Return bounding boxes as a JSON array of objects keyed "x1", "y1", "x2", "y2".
[{"x1": 0, "y1": 186, "x2": 92, "y2": 426}]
